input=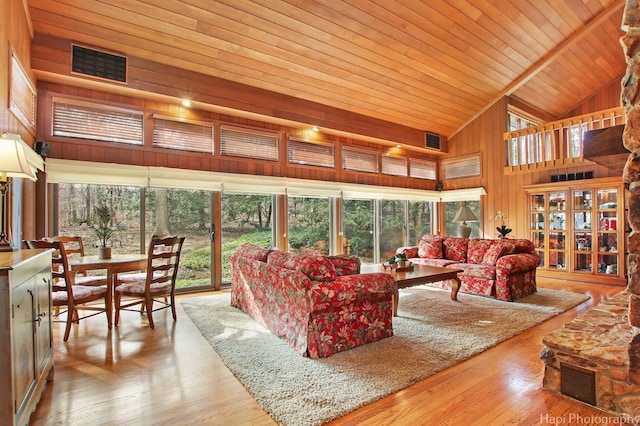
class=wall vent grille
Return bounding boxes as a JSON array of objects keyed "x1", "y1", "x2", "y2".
[
  {"x1": 550, "y1": 171, "x2": 594, "y2": 182},
  {"x1": 72, "y1": 45, "x2": 127, "y2": 83},
  {"x1": 560, "y1": 363, "x2": 596, "y2": 406},
  {"x1": 425, "y1": 132, "x2": 441, "y2": 150}
]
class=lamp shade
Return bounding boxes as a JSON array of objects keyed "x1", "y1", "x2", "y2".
[
  {"x1": 452, "y1": 206, "x2": 478, "y2": 223},
  {"x1": 0, "y1": 133, "x2": 45, "y2": 181}
]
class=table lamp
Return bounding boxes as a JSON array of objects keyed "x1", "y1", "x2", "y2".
[
  {"x1": 0, "y1": 134, "x2": 45, "y2": 251},
  {"x1": 452, "y1": 206, "x2": 477, "y2": 238}
]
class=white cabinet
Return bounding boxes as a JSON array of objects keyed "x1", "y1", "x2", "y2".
[{"x1": 0, "y1": 250, "x2": 53, "y2": 426}]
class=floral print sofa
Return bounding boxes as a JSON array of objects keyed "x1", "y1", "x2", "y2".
[
  {"x1": 396, "y1": 235, "x2": 541, "y2": 301},
  {"x1": 230, "y1": 243, "x2": 397, "y2": 358}
]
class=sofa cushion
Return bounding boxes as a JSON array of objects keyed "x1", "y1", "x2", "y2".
[
  {"x1": 448, "y1": 263, "x2": 496, "y2": 280},
  {"x1": 418, "y1": 235, "x2": 443, "y2": 258},
  {"x1": 443, "y1": 237, "x2": 468, "y2": 262},
  {"x1": 236, "y1": 242, "x2": 272, "y2": 262},
  {"x1": 267, "y1": 251, "x2": 337, "y2": 282},
  {"x1": 482, "y1": 242, "x2": 506, "y2": 266},
  {"x1": 467, "y1": 239, "x2": 494, "y2": 264},
  {"x1": 411, "y1": 258, "x2": 461, "y2": 267},
  {"x1": 400, "y1": 246, "x2": 419, "y2": 259},
  {"x1": 327, "y1": 254, "x2": 361, "y2": 276}
]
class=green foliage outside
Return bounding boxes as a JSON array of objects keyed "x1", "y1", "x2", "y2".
[{"x1": 56, "y1": 185, "x2": 440, "y2": 290}]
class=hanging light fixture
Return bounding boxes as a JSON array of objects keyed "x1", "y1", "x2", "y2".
[{"x1": 0, "y1": 134, "x2": 45, "y2": 251}]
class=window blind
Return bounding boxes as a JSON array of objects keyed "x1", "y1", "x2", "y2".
[
  {"x1": 342, "y1": 147, "x2": 378, "y2": 173},
  {"x1": 288, "y1": 138, "x2": 334, "y2": 168},
  {"x1": 153, "y1": 117, "x2": 213, "y2": 153},
  {"x1": 410, "y1": 158, "x2": 437, "y2": 180},
  {"x1": 381, "y1": 156, "x2": 407, "y2": 177},
  {"x1": 220, "y1": 125, "x2": 279, "y2": 161},
  {"x1": 441, "y1": 154, "x2": 481, "y2": 180},
  {"x1": 10, "y1": 54, "x2": 36, "y2": 132},
  {"x1": 52, "y1": 98, "x2": 143, "y2": 145}
]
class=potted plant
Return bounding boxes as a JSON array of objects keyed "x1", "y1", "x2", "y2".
[
  {"x1": 91, "y1": 205, "x2": 121, "y2": 259},
  {"x1": 490, "y1": 211, "x2": 512, "y2": 238},
  {"x1": 387, "y1": 252, "x2": 408, "y2": 268},
  {"x1": 394, "y1": 252, "x2": 408, "y2": 268}
]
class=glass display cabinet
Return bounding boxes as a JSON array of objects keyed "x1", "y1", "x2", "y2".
[{"x1": 524, "y1": 177, "x2": 626, "y2": 285}]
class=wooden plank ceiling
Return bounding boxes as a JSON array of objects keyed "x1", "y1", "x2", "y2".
[{"x1": 27, "y1": 0, "x2": 627, "y2": 138}]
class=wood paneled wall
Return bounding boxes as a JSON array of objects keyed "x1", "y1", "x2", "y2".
[
  {"x1": 37, "y1": 81, "x2": 440, "y2": 191},
  {"x1": 1, "y1": 0, "x2": 39, "y2": 242},
  {"x1": 31, "y1": 33, "x2": 442, "y2": 151},
  {"x1": 445, "y1": 77, "x2": 623, "y2": 240}
]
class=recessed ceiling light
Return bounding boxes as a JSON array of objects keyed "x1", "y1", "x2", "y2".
[
  {"x1": 312, "y1": 126, "x2": 320, "y2": 132},
  {"x1": 181, "y1": 99, "x2": 192, "y2": 107}
]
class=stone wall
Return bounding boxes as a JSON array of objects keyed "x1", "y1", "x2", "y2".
[
  {"x1": 622, "y1": 0, "x2": 640, "y2": 387},
  {"x1": 540, "y1": 3, "x2": 640, "y2": 418}
]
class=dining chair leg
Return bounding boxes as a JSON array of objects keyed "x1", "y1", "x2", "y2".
[
  {"x1": 145, "y1": 298, "x2": 155, "y2": 329},
  {"x1": 114, "y1": 293, "x2": 121, "y2": 326},
  {"x1": 170, "y1": 293, "x2": 177, "y2": 320},
  {"x1": 63, "y1": 310, "x2": 73, "y2": 342}
]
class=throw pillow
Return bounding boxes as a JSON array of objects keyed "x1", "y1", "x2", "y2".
[
  {"x1": 418, "y1": 235, "x2": 443, "y2": 258},
  {"x1": 400, "y1": 247, "x2": 419, "y2": 259},
  {"x1": 237, "y1": 242, "x2": 272, "y2": 262},
  {"x1": 268, "y1": 251, "x2": 337, "y2": 282},
  {"x1": 467, "y1": 239, "x2": 493, "y2": 264},
  {"x1": 297, "y1": 255, "x2": 337, "y2": 281},
  {"x1": 327, "y1": 254, "x2": 361, "y2": 276},
  {"x1": 443, "y1": 237, "x2": 468, "y2": 262},
  {"x1": 482, "y1": 242, "x2": 506, "y2": 266}
]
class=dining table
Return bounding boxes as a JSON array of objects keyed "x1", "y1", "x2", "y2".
[{"x1": 68, "y1": 253, "x2": 148, "y2": 327}]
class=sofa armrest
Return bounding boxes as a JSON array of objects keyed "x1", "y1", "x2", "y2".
[
  {"x1": 307, "y1": 273, "x2": 396, "y2": 309},
  {"x1": 495, "y1": 253, "x2": 541, "y2": 273}
]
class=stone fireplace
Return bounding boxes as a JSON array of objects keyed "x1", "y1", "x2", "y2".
[{"x1": 541, "y1": 1, "x2": 640, "y2": 420}]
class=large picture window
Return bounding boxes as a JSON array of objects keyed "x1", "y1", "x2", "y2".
[{"x1": 47, "y1": 160, "x2": 453, "y2": 286}]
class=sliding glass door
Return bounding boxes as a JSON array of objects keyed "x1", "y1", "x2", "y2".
[
  {"x1": 220, "y1": 193, "x2": 274, "y2": 283},
  {"x1": 342, "y1": 199, "x2": 374, "y2": 263},
  {"x1": 53, "y1": 184, "x2": 216, "y2": 291}
]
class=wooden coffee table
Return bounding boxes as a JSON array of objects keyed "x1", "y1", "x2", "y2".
[{"x1": 362, "y1": 264, "x2": 462, "y2": 316}]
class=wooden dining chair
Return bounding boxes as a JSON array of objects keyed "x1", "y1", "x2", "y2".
[
  {"x1": 114, "y1": 235, "x2": 185, "y2": 329},
  {"x1": 26, "y1": 240, "x2": 111, "y2": 341},
  {"x1": 47, "y1": 236, "x2": 108, "y2": 287}
]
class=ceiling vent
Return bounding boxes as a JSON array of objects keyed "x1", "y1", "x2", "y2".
[
  {"x1": 71, "y1": 45, "x2": 127, "y2": 83},
  {"x1": 425, "y1": 132, "x2": 441, "y2": 150}
]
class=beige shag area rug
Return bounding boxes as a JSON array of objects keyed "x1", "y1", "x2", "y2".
[{"x1": 181, "y1": 286, "x2": 589, "y2": 426}]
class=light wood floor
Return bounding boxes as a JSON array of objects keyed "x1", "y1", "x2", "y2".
[{"x1": 29, "y1": 278, "x2": 626, "y2": 426}]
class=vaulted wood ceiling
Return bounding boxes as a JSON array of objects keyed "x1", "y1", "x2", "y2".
[{"x1": 27, "y1": 0, "x2": 627, "y2": 139}]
